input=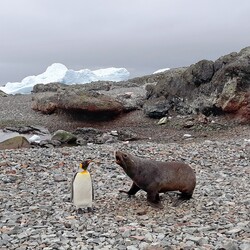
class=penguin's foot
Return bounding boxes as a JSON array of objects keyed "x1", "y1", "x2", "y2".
[
  {"x1": 87, "y1": 207, "x2": 94, "y2": 213},
  {"x1": 77, "y1": 208, "x2": 84, "y2": 214}
]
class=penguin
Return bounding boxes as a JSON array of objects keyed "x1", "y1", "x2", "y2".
[{"x1": 71, "y1": 160, "x2": 94, "y2": 213}]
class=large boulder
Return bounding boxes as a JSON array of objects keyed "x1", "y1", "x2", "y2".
[
  {"x1": 182, "y1": 60, "x2": 214, "y2": 87},
  {"x1": 143, "y1": 97, "x2": 171, "y2": 118},
  {"x1": 32, "y1": 85, "x2": 124, "y2": 119},
  {"x1": 32, "y1": 79, "x2": 148, "y2": 119},
  {"x1": 51, "y1": 130, "x2": 77, "y2": 144},
  {"x1": 0, "y1": 136, "x2": 30, "y2": 150},
  {"x1": 144, "y1": 46, "x2": 250, "y2": 123},
  {"x1": 57, "y1": 89, "x2": 124, "y2": 116}
]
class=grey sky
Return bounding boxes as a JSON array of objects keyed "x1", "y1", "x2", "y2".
[{"x1": 0, "y1": 0, "x2": 250, "y2": 84}]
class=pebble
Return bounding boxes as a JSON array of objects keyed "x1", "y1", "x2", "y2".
[{"x1": 0, "y1": 138, "x2": 249, "y2": 249}]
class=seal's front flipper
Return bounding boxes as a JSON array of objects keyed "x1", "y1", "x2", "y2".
[
  {"x1": 119, "y1": 182, "x2": 140, "y2": 196},
  {"x1": 119, "y1": 190, "x2": 130, "y2": 194}
]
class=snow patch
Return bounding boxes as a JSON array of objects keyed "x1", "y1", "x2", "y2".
[{"x1": 153, "y1": 68, "x2": 170, "y2": 74}]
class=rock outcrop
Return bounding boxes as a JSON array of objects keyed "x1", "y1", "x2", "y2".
[
  {"x1": 143, "y1": 46, "x2": 250, "y2": 123},
  {"x1": 31, "y1": 47, "x2": 250, "y2": 124},
  {"x1": 32, "y1": 80, "x2": 147, "y2": 119}
]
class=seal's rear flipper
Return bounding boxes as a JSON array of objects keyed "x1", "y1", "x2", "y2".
[
  {"x1": 147, "y1": 191, "x2": 164, "y2": 209},
  {"x1": 173, "y1": 193, "x2": 192, "y2": 207}
]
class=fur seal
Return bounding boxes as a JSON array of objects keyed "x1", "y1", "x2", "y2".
[{"x1": 115, "y1": 150, "x2": 196, "y2": 209}]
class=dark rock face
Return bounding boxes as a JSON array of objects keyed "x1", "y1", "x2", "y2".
[
  {"x1": 182, "y1": 60, "x2": 214, "y2": 87},
  {"x1": 144, "y1": 46, "x2": 250, "y2": 123},
  {"x1": 143, "y1": 97, "x2": 171, "y2": 118}
]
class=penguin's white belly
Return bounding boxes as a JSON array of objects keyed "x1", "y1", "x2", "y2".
[{"x1": 73, "y1": 173, "x2": 92, "y2": 208}]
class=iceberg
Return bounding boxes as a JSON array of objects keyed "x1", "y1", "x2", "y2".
[
  {"x1": 93, "y1": 68, "x2": 130, "y2": 82},
  {"x1": 62, "y1": 69, "x2": 97, "y2": 84},
  {"x1": 0, "y1": 63, "x2": 130, "y2": 94}
]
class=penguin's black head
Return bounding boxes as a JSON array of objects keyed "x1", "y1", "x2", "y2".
[{"x1": 80, "y1": 159, "x2": 93, "y2": 170}]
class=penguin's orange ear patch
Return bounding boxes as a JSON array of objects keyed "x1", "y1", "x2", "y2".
[{"x1": 80, "y1": 163, "x2": 83, "y2": 168}]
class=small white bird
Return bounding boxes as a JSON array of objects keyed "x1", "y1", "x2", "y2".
[{"x1": 71, "y1": 160, "x2": 94, "y2": 213}]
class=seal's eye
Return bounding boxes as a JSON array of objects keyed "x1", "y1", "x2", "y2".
[{"x1": 123, "y1": 154, "x2": 128, "y2": 158}]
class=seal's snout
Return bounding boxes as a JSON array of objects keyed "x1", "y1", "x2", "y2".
[
  {"x1": 115, "y1": 151, "x2": 122, "y2": 165},
  {"x1": 115, "y1": 151, "x2": 121, "y2": 164}
]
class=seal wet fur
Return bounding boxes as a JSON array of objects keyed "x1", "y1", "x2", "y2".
[{"x1": 115, "y1": 150, "x2": 196, "y2": 209}]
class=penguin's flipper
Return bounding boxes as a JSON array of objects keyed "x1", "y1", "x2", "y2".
[{"x1": 70, "y1": 173, "x2": 78, "y2": 202}]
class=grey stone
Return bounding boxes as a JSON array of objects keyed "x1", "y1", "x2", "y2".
[
  {"x1": 127, "y1": 246, "x2": 139, "y2": 250},
  {"x1": 239, "y1": 243, "x2": 250, "y2": 250}
]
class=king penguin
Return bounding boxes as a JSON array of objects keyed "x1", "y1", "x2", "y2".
[{"x1": 71, "y1": 160, "x2": 94, "y2": 213}]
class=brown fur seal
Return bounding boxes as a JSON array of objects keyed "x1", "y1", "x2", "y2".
[{"x1": 115, "y1": 150, "x2": 196, "y2": 209}]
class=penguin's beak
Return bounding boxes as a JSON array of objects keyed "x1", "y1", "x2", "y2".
[{"x1": 88, "y1": 159, "x2": 94, "y2": 164}]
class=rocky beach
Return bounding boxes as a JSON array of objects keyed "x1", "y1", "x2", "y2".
[
  {"x1": 1, "y1": 46, "x2": 250, "y2": 249},
  {"x1": 0, "y1": 93, "x2": 250, "y2": 250},
  {"x1": 0, "y1": 134, "x2": 249, "y2": 249}
]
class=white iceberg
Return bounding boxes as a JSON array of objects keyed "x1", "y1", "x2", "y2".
[{"x1": 0, "y1": 63, "x2": 130, "y2": 94}]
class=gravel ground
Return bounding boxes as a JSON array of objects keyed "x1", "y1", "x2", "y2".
[
  {"x1": 1, "y1": 94, "x2": 250, "y2": 249},
  {"x1": 1, "y1": 138, "x2": 250, "y2": 249}
]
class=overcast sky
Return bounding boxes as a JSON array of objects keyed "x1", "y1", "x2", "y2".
[{"x1": 0, "y1": 0, "x2": 250, "y2": 84}]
